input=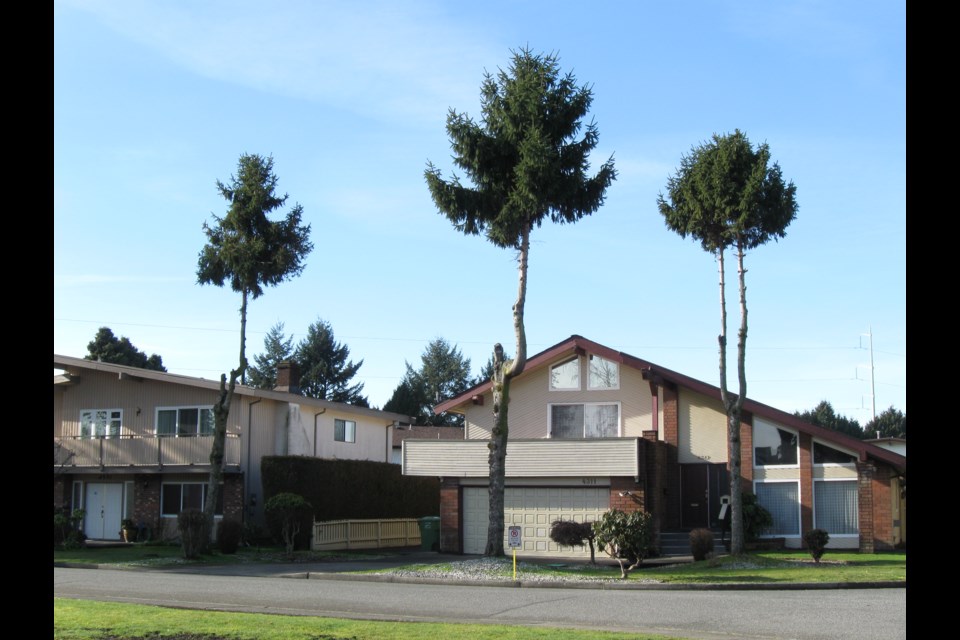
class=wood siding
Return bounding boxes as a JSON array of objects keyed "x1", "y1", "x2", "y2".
[
  {"x1": 402, "y1": 438, "x2": 640, "y2": 478},
  {"x1": 677, "y1": 389, "x2": 728, "y2": 464}
]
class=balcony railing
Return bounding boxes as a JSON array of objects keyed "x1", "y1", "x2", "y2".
[{"x1": 53, "y1": 434, "x2": 241, "y2": 469}]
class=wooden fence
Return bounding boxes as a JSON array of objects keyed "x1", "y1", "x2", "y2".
[{"x1": 312, "y1": 518, "x2": 421, "y2": 551}]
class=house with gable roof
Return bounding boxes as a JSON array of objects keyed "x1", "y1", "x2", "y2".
[
  {"x1": 54, "y1": 355, "x2": 410, "y2": 541},
  {"x1": 401, "y1": 335, "x2": 906, "y2": 556}
]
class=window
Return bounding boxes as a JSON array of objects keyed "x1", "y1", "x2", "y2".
[
  {"x1": 335, "y1": 419, "x2": 356, "y2": 443},
  {"x1": 588, "y1": 354, "x2": 619, "y2": 390},
  {"x1": 814, "y1": 480, "x2": 858, "y2": 535},
  {"x1": 813, "y1": 442, "x2": 857, "y2": 465},
  {"x1": 754, "y1": 481, "x2": 800, "y2": 536},
  {"x1": 80, "y1": 409, "x2": 122, "y2": 438},
  {"x1": 156, "y1": 407, "x2": 214, "y2": 436},
  {"x1": 549, "y1": 358, "x2": 580, "y2": 390},
  {"x1": 549, "y1": 403, "x2": 620, "y2": 438},
  {"x1": 160, "y1": 483, "x2": 223, "y2": 516},
  {"x1": 753, "y1": 422, "x2": 798, "y2": 466}
]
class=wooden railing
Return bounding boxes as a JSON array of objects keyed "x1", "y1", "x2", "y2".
[
  {"x1": 53, "y1": 434, "x2": 241, "y2": 469},
  {"x1": 312, "y1": 518, "x2": 421, "y2": 551}
]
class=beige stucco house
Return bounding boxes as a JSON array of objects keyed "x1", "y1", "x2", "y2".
[
  {"x1": 402, "y1": 335, "x2": 907, "y2": 557},
  {"x1": 53, "y1": 355, "x2": 410, "y2": 541}
]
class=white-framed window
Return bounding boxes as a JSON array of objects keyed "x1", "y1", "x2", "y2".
[
  {"x1": 335, "y1": 419, "x2": 356, "y2": 443},
  {"x1": 160, "y1": 482, "x2": 223, "y2": 516},
  {"x1": 814, "y1": 480, "x2": 859, "y2": 535},
  {"x1": 753, "y1": 421, "x2": 798, "y2": 467},
  {"x1": 549, "y1": 403, "x2": 620, "y2": 438},
  {"x1": 156, "y1": 406, "x2": 214, "y2": 437},
  {"x1": 588, "y1": 354, "x2": 619, "y2": 390},
  {"x1": 80, "y1": 409, "x2": 122, "y2": 438},
  {"x1": 754, "y1": 481, "x2": 800, "y2": 537},
  {"x1": 813, "y1": 441, "x2": 857, "y2": 465},
  {"x1": 549, "y1": 358, "x2": 580, "y2": 390}
]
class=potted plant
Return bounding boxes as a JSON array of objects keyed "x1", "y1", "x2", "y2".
[{"x1": 120, "y1": 518, "x2": 137, "y2": 543}]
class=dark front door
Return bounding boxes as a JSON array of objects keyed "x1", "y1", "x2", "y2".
[
  {"x1": 707, "y1": 463, "x2": 731, "y2": 528},
  {"x1": 681, "y1": 464, "x2": 709, "y2": 528}
]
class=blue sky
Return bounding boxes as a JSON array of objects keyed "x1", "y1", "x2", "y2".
[{"x1": 54, "y1": 0, "x2": 905, "y2": 424}]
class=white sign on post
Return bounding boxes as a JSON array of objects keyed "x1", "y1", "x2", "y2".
[{"x1": 508, "y1": 526, "x2": 522, "y2": 549}]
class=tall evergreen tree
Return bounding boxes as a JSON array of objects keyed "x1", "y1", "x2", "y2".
[
  {"x1": 247, "y1": 322, "x2": 295, "y2": 390},
  {"x1": 385, "y1": 338, "x2": 473, "y2": 426},
  {"x1": 425, "y1": 48, "x2": 616, "y2": 556},
  {"x1": 295, "y1": 318, "x2": 368, "y2": 406},
  {"x1": 196, "y1": 153, "x2": 313, "y2": 549},
  {"x1": 657, "y1": 130, "x2": 797, "y2": 556},
  {"x1": 85, "y1": 327, "x2": 167, "y2": 371},
  {"x1": 864, "y1": 406, "x2": 906, "y2": 439},
  {"x1": 795, "y1": 401, "x2": 864, "y2": 439}
]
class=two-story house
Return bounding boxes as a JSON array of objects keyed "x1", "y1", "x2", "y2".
[
  {"x1": 54, "y1": 355, "x2": 410, "y2": 541},
  {"x1": 401, "y1": 335, "x2": 906, "y2": 557}
]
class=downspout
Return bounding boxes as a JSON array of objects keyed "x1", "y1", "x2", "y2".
[
  {"x1": 313, "y1": 408, "x2": 326, "y2": 458},
  {"x1": 245, "y1": 398, "x2": 262, "y2": 525}
]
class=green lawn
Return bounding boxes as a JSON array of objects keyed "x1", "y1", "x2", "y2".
[{"x1": 53, "y1": 599, "x2": 681, "y2": 640}]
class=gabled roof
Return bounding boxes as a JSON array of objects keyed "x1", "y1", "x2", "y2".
[
  {"x1": 433, "y1": 335, "x2": 906, "y2": 473},
  {"x1": 53, "y1": 354, "x2": 412, "y2": 424}
]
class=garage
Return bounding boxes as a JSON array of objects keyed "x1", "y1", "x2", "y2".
[{"x1": 462, "y1": 486, "x2": 610, "y2": 556}]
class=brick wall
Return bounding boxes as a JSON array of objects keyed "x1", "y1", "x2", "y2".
[
  {"x1": 857, "y1": 461, "x2": 876, "y2": 553},
  {"x1": 610, "y1": 477, "x2": 643, "y2": 513},
  {"x1": 799, "y1": 433, "x2": 813, "y2": 540},
  {"x1": 439, "y1": 478, "x2": 460, "y2": 553},
  {"x1": 54, "y1": 476, "x2": 68, "y2": 510},
  {"x1": 870, "y1": 464, "x2": 894, "y2": 551}
]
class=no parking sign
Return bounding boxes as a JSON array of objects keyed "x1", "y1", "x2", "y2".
[{"x1": 508, "y1": 526, "x2": 522, "y2": 549}]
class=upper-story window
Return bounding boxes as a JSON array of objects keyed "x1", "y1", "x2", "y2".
[
  {"x1": 753, "y1": 421, "x2": 798, "y2": 466},
  {"x1": 549, "y1": 358, "x2": 580, "y2": 390},
  {"x1": 156, "y1": 407, "x2": 214, "y2": 437},
  {"x1": 335, "y1": 419, "x2": 356, "y2": 443},
  {"x1": 813, "y1": 442, "x2": 857, "y2": 465},
  {"x1": 80, "y1": 409, "x2": 122, "y2": 439},
  {"x1": 549, "y1": 403, "x2": 620, "y2": 438},
  {"x1": 588, "y1": 354, "x2": 619, "y2": 390}
]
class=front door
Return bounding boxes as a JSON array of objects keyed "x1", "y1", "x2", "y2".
[
  {"x1": 681, "y1": 465, "x2": 709, "y2": 528},
  {"x1": 84, "y1": 483, "x2": 123, "y2": 540}
]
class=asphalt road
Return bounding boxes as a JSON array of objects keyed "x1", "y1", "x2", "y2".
[{"x1": 54, "y1": 566, "x2": 906, "y2": 640}]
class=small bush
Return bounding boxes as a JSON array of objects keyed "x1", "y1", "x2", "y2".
[
  {"x1": 549, "y1": 520, "x2": 597, "y2": 564},
  {"x1": 177, "y1": 509, "x2": 208, "y2": 559},
  {"x1": 593, "y1": 509, "x2": 654, "y2": 579},
  {"x1": 55, "y1": 507, "x2": 86, "y2": 549},
  {"x1": 742, "y1": 492, "x2": 774, "y2": 542},
  {"x1": 265, "y1": 492, "x2": 314, "y2": 554},
  {"x1": 689, "y1": 528, "x2": 715, "y2": 561},
  {"x1": 803, "y1": 528, "x2": 830, "y2": 563},
  {"x1": 217, "y1": 518, "x2": 243, "y2": 554}
]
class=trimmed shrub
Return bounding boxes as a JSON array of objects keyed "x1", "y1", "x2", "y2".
[
  {"x1": 803, "y1": 528, "x2": 830, "y2": 563},
  {"x1": 549, "y1": 520, "x2": 597, "y2": 564},
  {"x1": 217, "y1": 518, "x2": 243, "y2": 554},
  {"x1": 593, "y1": 509, "x2": 654, "y2": 579},
  {"x1": 54, "y1": 507, "x2": 87, "y2": 549},
  {"x1": 177, "y1": 509, "x2": 208, "y2": 559},
  {"x1": 265, "y1": 492, "x2": 314, "y2": 554},
  {"x1": 689, "y1": 528, "x2": 715, "y2": 561}
]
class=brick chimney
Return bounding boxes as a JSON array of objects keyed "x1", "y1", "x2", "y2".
[{"x1": 275, "y1": 360, "x2": 301, "y2": 395}]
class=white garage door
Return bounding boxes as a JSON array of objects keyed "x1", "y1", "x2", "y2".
[{"x1": 462, "y1": 486, "x2": 609, "y2": 556}]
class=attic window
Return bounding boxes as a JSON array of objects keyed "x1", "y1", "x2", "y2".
[
  {"x1": 813, "y1": 442, "x2": 857, "y2": 465},
  {"x1": 588, "y1": 355, "x2": 619, "y2": 390},
  {"x1": 549, "y1": 358, "x2": 580, "y2": 390}
]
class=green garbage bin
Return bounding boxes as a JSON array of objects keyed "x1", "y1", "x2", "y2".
[{"x1": 418, "y1": 516, "x2": 440, "y2": 551}]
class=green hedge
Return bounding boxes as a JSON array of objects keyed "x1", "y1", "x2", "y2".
[{"x1": 261, "y1": 456, "x2": 439, "y2": 521}]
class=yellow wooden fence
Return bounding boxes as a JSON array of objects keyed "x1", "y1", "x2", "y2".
[{"x1": 312, "y1": 518, "x2": 421, "y2": 551}]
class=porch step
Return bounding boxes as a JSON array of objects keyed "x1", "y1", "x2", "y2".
[{"x1": 658, "y1": 529, "x2": 728, "y2": 557}]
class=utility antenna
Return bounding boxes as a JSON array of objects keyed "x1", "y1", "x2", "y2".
[{"x1": 860, "y1": 327, "x2": 876, "y2": 421}]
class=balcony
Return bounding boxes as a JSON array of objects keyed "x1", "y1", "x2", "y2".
[
  {"x1": 402, "y1": 437, "x2": 642, "y2": 478},
  {"x1": 53, "y1": 434, "x2": 241, "y2": 471}
]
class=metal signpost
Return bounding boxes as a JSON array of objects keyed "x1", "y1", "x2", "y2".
[{"x1": 508, "y1": 526, "x2": 521, "y2": 579}]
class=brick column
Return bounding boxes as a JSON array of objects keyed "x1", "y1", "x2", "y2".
[
  {"x1": 439, "y1": 478, "x2": 461, "y2": 553},
  {"x1": 871, "y1": 464, "x2": 894, "y2": 551},
  {"x1": 799, "y1": 433, "x2": 813, "y2": 540},
  {"x1": 224, "y1": 474, "x2": 244, "y2": 522},
  {"x1": 53, "y1": 476, "x2": 68, "y2": 510},
  {"x1": 857, "y1": 461, "x2": 876, "y2": 553},
  {"x1": 662, "y1": 385, "x2": 681, "y2": 529},
  {"x1": 737, "y1": 412, "x2": 754, "y2": 493},
  {"x1": 133, "y1": 476, "x2": 162, "y2": 534}
]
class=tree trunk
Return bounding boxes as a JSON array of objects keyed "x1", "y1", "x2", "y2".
[
  {"x1": 203, "y1": 289, "x2": 249, "y2": 551},
  {"x1": 484, "y1": 224, "x2": 530, "y2": 557},
  {"x1": 729, "y1": 243, "x2": 749, "y2": 555}
]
